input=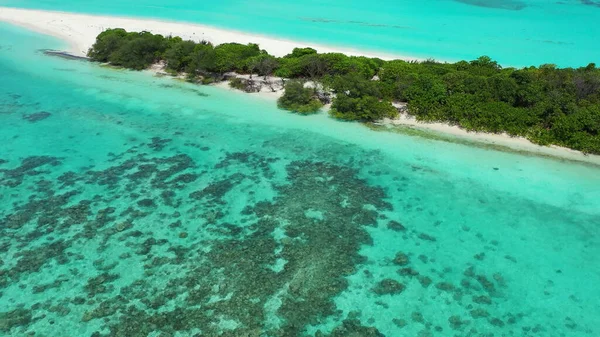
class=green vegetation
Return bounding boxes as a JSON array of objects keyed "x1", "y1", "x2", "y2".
[
  {"x1": 88, "y1": 29, "x2": 168, "y2": 70},
  {"x1": 228, "y1": 77, "x2": 247, "y2": 91},
  {"x1": 277, "y1": 81, "x2": 323, "y2": 114},
  {"x1": 330, "y1": 95, "x2": 396, "y2": 121},
  {"x1": 88, "y1": 29, "x2": 600, "y2": 154},
  {"x1": 228, "y1": 77, "x2": 260, "y2": 93}
]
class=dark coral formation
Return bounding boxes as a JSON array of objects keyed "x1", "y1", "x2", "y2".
[
  {"x1": 319, "y1": 319, "x2": 384, "y2": 337},
  {"x1": 0, "y1": 155, "x2": 61, "y2": 187},
  {"x1": 387, "y1": 220, "x2": 406, "y2": 232},
  {"x1": 0, "y1": 130, "x2": 595, "y2": 337},
  {"x1": 393, "y1": 252, "x2": 410, "y2": 266},
  {"x1": 455, "y1": 0, "x2": 527, "y2": 10},
  {"x1": 22, "y1": 111, "x2": 52, "y2": 122},
  {"x1": 372, "y1": 279, "x2": 405, "y2": 295},
  {"x1": 0, "y1": 142, "x2": 395, "y2": 336},
  {"x1": 581, "y1": 0, "x2": 600, "y2": 8},
  {"x1": 0, "y1": 309, "x2": 32, "y2": 333}
]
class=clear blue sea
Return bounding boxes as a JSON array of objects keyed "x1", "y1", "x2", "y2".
[
  {"x1": 1, "y1": 0, "x2": 600, "y2": 66},
  {"x1": 1, "y1": 20, "x2": 600, "y2": 336}
]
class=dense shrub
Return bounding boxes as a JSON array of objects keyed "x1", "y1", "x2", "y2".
[
  {"x1": 212, "y1": 43, "x2": 261, "y2": 74},
  {"x1": 277, "y1": 81, "x2": 323, "y2": 114},
  {"x1": 88, "y1": 29, "x2": 600, "y2": 153},
  {"x1": 164, "y1": 39, "x2": 196, "y2": 72},
  {"x1": 93, "y1": 31, "x2": 168, "y2": 70},
  {"x1": 228, "y1": 77, "x2": 247, "y2": 91},
  {"x1": 330, "y1": 94, "x2": 397, "y2": 121}
]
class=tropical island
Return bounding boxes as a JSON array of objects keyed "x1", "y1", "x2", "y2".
[
  {"x1": 87, "y1": 28, "x2": 600, "y2": 154},
  {"x1": 1, "y1": 6, "x2": 600, "y2": 337}
]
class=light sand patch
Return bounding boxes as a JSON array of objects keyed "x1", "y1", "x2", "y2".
[
  {"x1": 379, "y1": 114, "x2": 600, "y2": 165},
  {"x1": 0, "y1": 7, "x2": 419, "y2": 60}
]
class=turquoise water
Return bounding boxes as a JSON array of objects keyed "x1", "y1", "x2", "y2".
[
  {"x1": 1, "y1": 23, "x2": 600, "y2": 336},
  {"x1": 1, "y1": 0, "x2": 600, "y2": 67}
]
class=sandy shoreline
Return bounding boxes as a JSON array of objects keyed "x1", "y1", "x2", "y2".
[
  {"x1": 0, "y1": 7, "x2": 419, "y2": 60},
  {"x1": 1, "y1": 6, "x2": 599, "y2": 166},
  {"x1": 378, "y1": 116, "x2": 600, "y2": 165}
]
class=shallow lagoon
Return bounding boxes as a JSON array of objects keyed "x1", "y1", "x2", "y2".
[{"x1": 1, "y1": 24, "x2": 599, "y2": 336}]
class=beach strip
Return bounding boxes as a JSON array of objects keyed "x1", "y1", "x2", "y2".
[
  {"x1": 1, "y1": 6, "x2": 599, "y2": 166},
  {"x1": 0, "y1": 7, "x2": 418, "y2": 61}
]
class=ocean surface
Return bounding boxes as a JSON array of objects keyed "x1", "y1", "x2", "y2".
[
  {"x1": 1, "y1": 0, "x2": 600, "y2": 67},
  {"x1": 1, "y1": 22, "x2": 600, "y2": 337}
]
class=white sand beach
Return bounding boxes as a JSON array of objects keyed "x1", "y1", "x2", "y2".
[
  {"x1": 0, "y1": 7, "x2": 415, "y2": 60},
  {"x1": 380, "y1": 115, "x2": 600, "y2": 165},
  {"x1": 1, "y1": 6, "x2": 599, "y2": 165}
]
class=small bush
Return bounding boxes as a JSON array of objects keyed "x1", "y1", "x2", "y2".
[
  {"x1": 229, "y1": 77, "x2": 247, "y2": 90},
  {"x1": 330, "y1": 94, "x2": 397, "y2": 121},
  {"x1": 201, "y1": 76, "x2": 216, "y2": 85},
  {"x1": 278, "y1": 81, "x2": 323, "y2": 114},
  {"x1": 228, "y1": 78, "x2": 260, "y2": 92}
]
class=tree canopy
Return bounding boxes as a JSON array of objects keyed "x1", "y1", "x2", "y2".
[
  {"x1": 88, "y1": 29, "x2": 600, "y2": 154},
  {"x1": 277, "y1": 81, "x2": 323, "y2": 114}
]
